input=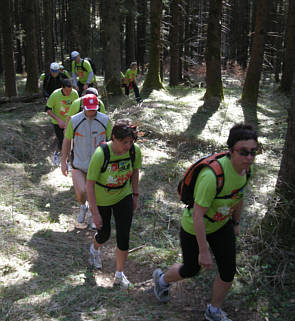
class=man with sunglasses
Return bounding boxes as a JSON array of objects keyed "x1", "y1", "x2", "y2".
[{"x1": 153, "y1": 123, "x2": 258, "y2": 321}]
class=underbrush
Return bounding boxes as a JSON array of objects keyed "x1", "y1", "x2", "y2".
[{"x1": 0, "y1": 81, "x2": 294, "y2": 321}]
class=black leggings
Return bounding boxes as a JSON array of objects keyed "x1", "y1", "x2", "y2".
[
  {"x1": 124, "y1": 81, "x2": 141, "y2": 101},
  {"x1": 53, "y1": 124, "x2": 64, "y2": 151},
  {"x1": 179, "y1": 220, "x2": 236, "y2": 282},
  {"x1": 95, "y1": 194, "x2": 133, "y2": 251}
]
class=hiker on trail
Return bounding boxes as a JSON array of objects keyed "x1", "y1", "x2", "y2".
[
  {"x1": 71, "y1": 51, "x2": 96, "y2": 96},
  {"x1": 87, "y1": 119, "x2": 142, "y2": 288},
  {"x1": 61, "y1": 94, "x2": 112, "y2": 229},
  {"x1": 123, "y1": 62, "x2": 143, "y2": 104},
  {"x1": 67, "y1": 87, "x2": 106, "y2": 122},
  {"x1": 42, "y1": 62, "x2": 68, "y2": 99},
  {"x1": 152, "y1": 123, "x2": 258, "y2": 321},
  {"x1": 59, "y1": 64, "x2": 71, "y2": 79},
  {"x1": 45, "y1": 79, "x2": 79, "y2": 166}
]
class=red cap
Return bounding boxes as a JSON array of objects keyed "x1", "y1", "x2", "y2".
[{"x1": 82, "y1": 94, "x2": 99, "y2": 111}]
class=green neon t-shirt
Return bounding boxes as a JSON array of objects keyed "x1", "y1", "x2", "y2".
[
  {"x1": 72, "y1": 59, "x2": 95, "y2": 84},
  {"x1": 87, "y1": 142, "x2": 142, "y2": 206},
  {"x1": 181, "y1": 155, "x2": 252, "y2": 235},
  {"x1": 68, "y1": 97, "x2": 106, "y2": 117},
  {"x1": 125, "y1": 68, "x2": 137, "y2": 83},
  {"x1": 46, "y1": 88, "x2": 79, "y2": 124}
]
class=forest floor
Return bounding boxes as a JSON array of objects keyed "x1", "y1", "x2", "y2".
[{"x1": 0, "y1": 76, "x2": 294, "y2": 321}]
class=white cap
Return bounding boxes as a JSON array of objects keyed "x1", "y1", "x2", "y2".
[
  {"x1": 71, "y1": 51, "x2": 80, "y2": 60},
  {"x1": 50, "y1": 62, "x2": 60, "y2": 72}
]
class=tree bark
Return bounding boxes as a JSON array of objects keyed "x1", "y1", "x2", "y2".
[
  {"x1": 43, "y1": 0, "x2": 56, "y2": 70},
  {"x1": 169, "y1": 0, "x2": 181, "y2": 86},
  {"x1": 142, "y1": 0, "x2": 164, "y2": 94},
  {"x1": 136, "y1": 0, "x2": 147, "y2": 73},
  {"x1": 241, "y1": 0, "x2": 270, "y2": 106},
  {"x1": 204, "y1": 0, "x2": 223, "y2": 102},
  {"x1": 125, "y1": 0, "x2": 136, "y2": 67},
  {"x1": 1, "y1": 0, "x2": 17, "y2": 97},
  {"x1": 101, "y1": 0, "x2": 122, "y2": 96},
  {"x1": 280, "y1": 0, "x2": 295, "y2": 93},
  {"x1": 23, "y1": 0, "x2": 39, "y2": 94}
]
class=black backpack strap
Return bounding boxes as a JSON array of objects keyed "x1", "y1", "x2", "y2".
[
  {"x1": 81, "y1": 59, "x2": 87, "y2": 72},
  {"x1": 129, "y1": 144, "x2": 135, "y2": 167},
  {"x1": 100, "y1": 143, "x2": 110, "y2": 173},
  {"x1": 93, "y1": 118, "x2": 106, "y2": 131},
  {"x1": 73, "y1": 117, "x2": 87, "y2": 135}
]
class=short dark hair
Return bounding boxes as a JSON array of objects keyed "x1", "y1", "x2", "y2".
[
  {"x1": 62, "y1": 79, "x2": 73, "y2": 88},
  {"x1": 111, "y1": 119, "x2": 137, "y2": 141},
  {"x1": 227, "y1": 123, "x2": 258, "y2": 149}
]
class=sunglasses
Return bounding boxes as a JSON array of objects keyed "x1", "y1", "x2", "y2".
[{"x1": 234, "y1": 148, "x2": 257, "y2": 157}]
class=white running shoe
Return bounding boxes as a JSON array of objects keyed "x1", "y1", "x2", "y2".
[
  {"x1": 89, "y1": 244, "x2": 102, "y2": 269},
  {"x1": 88, "y1": 211, "x2": 97, "y2": 230},
  {"x1": 114, "y1": 272, "x2": 131, "y2": 288},
  {"x1": 77, "y1": 203, "x2": 88, "y2": 224}
]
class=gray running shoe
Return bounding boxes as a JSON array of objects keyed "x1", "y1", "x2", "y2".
[
  {"x1": 89, "y1": 244, "x2": 102, "y2": 269},
  {"x1": 153, "y1": 268, "x2": 170, "y2": 302},
  {"x1": 114, "y1": 272, "x2": 131, "y2": 289},
  {"x1": 204, "y1": 305, "x2": 232, "y2": 321},
  {"x1": 88, "y1": 211, "x2": 97, "y2": 230},
  {"x1": 53, "y1": 151, "x2": 61, "y2": 166},
  {"x1": 77, "y1": 204, "x2": 88, "y2": 223}
]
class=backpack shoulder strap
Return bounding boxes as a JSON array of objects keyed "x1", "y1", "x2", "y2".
[
  {"x1": 73, "y1": 116, "x2": 86, "y2": 136},
  {"x1": 80, "y1": 58, "x2": 87, "y2": 72},
  {"x1": 129, "y1": 144, "x2": 136, "y2": 167},
  {"x1": 100, "y1": 143, "x2": 110, "y2": 173}
]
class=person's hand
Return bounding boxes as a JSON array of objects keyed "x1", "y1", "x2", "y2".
[
  {"x1": 199, "y1": 250, "x2": 213, "y2": 270},
  {"x1": 61, "y1": 161, "x2": 68, "y2": 177},
  {"x1": 133, "y1": 195, "x2": 138, "y2": 210},
  {"x1": 57, "y1": 119, "x2": 65, "y2": 129},
  {"x1": 92, "y1": 211, "x2": 103, "y2": 229}
]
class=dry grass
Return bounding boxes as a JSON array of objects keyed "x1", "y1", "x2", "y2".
[{"x1": 0, "y1": 81, "x2": 293, "y2": 321}]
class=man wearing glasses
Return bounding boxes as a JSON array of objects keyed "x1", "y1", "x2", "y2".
[{"x1": 153, "y1": 123, "x2": 258, "y2": 321}]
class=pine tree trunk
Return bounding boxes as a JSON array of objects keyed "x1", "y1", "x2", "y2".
[
  {"x1": 43, "y1": 0, "x2": 55, "y2": 70},
  {"x1": 102, "y1": 0, "x2": 122, "y2": 96},
  {"x1": 23, "y1": 0, "x2": 39, "y2": 94},
  {"x1": 14, "y1": 0, "x2": 24, "y2": 74},
  {"x1": 125, "y1": 0, "x2": 136, "y2": 67},
  {"x1": 137, "y1": 0, "x2": 147, "y2": 73},
  {"x1": 262, "y1": 72, "x2": 295, "y2": 246},
  {"x1": 169, "y1": 0, "x2": 180, "y2": 86},
  {"x1": 1, "y1": 0, "x2": 17, "y2": 96},
  {"x1": 183, "y1": 0, "x2": 192, "y2": 74},
  {"x1": 280, "y1": 0, "x2": 295, "y2": 93},
  {"x1": 204, "y1": 0, "x2": 223, "y2": 102},
  {"x1": 142, "y1": 0, "x2": 164, "y2": 94},
  {"x1": 241, "y1": 0, "x2": 270, "y2": 106}
]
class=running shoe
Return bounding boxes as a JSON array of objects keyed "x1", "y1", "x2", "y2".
[
  {"x1": 153, "y1": 268, "x2": 170, "y2": 302},
  {"x1": 53, "y1": 151, "x2": 61, "y2": 166},
  {"x1": 88, "y1": 211, "x2": 97, "y2": 230},
  {"x1": 114, "y1": 272, "x2": 131, "y2": 289},
  {"x1": 204, "y1": 304, "x2": 232, "y2": 321},
  {"x1": 77, "y1": 203, "x2": 88, "y2": 224},
  {"x1": 89, "y1": 244, "x2": 102, "y2": 269}
]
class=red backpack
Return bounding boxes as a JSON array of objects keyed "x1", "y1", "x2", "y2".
[{"x1": 177, "y1": 152, "x2": 250, "y2": 215}]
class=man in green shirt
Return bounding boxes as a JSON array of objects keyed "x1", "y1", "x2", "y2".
[
  {"x1": 71, "y1": 51, "x2": 96, "y2": 96},
  {"x1": 152, "y1": 124, "x2": 258, "y2": 321},
  {"x1": 123, "y1": 62, "x2": 143, "y2": 104},
  {"x1": 45, "y1": 79, "x2": 79, "y2": 165}
]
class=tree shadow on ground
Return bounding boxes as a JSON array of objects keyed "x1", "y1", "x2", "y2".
[{"x1": 182, "y1": 98, "x2": 221, "y2": 137}]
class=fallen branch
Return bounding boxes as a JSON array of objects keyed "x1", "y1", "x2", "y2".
[{"x1": 128, "y1": 245, "x2": 144, "y2": 253}]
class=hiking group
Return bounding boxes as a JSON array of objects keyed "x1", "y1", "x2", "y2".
[{"x1": 43, "y1": 50, "x2": 258, "y2": 321}]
